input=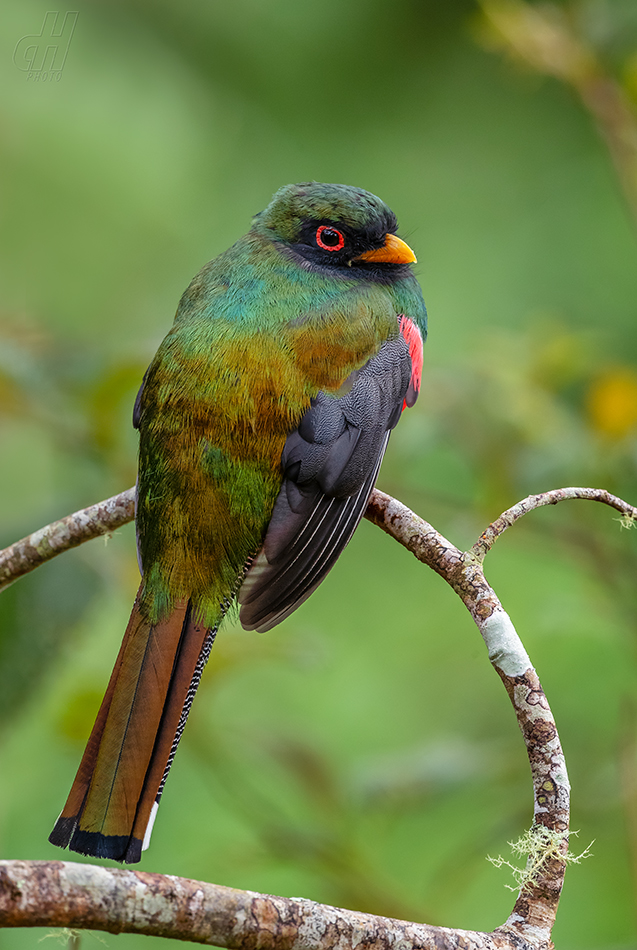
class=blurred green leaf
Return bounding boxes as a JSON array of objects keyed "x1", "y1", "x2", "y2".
[{"x1": 0, "y1": 552, "x2": 100, "y2": 728}]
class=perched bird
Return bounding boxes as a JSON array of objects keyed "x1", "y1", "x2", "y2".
[{"x1": 49, "y1": 182, "x2": 427, "y2": 864}]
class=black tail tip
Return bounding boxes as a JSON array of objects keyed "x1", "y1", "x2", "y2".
[
  {"x1": 48, "y1": 815, "x2": 76, "y2": 849},
  {"x1": 49, "y1": 817, "x2": 142, "y2": 863}
]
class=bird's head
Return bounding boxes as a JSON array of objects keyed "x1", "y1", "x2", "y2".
[{"x1": 252, "y1": 182, "x2": 416, "y2": 277}]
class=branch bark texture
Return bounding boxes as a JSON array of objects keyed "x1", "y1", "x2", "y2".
[
  {"x1": 0, "y1": 488, "x2": 135, "y2": 592},
  {"x1": 0, "y1": 860, "x2": 511, "y2": 949},
  {"x1": 2, "y1": 485, "x2": 634, "y2": 946},
  {"x1": 365, "y1": 492, "x2": 569, "y2": 942}
]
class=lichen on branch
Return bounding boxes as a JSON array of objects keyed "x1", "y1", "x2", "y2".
[{"x1": 1, "y1": 483, "x2": 635, "y2": 946}]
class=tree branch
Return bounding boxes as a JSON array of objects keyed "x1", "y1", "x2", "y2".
[
  {"x1": 365, "y1": 490, "x2": 569, "y2": 945},
  {"x1": 0, "y1": 488, "x2": 135, "y2": 592},
  {"x1": 0, "y1": 859, "x2": 517, "y2": 949},
  {"x1": 2, "y1": 484, "x2": 634, "y2": 946},
  {"x1": 470, "y1": 486, "x2": 637, "y2": 561}
]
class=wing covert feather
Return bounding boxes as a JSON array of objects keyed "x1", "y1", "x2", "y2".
[{"x1": 238, "y1": 330, "x2": 413, "y2": 632}]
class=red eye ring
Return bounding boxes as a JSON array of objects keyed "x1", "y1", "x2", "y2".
[{"x1": 316, "y1": 225, "x2": 345, "y2": 252}]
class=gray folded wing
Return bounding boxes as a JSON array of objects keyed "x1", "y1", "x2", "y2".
[{"x1": 238, "y1": 332, "x2": 413, "y2": 632}]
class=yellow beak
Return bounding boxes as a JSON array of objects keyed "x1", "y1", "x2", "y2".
[{"x1": 354, "y1": 233, "x2": 417, "y2": 264}]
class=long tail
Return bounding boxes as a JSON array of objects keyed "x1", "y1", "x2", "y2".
[{"x1": 49, "y1": 587, "x2": 216, "y2": 864}]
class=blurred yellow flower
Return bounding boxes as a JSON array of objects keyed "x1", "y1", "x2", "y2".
[{"x1": 587, "y1": 368, "x2": 637, "y2": 438}]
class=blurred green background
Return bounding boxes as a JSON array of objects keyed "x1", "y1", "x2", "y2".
[{"x1": 1, "y1": 1, "x2": 637, "y2": 947}]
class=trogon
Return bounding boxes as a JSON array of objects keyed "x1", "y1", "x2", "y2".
[{"x1": 49, "y1": 181, "x2": 427, "y2": 863}]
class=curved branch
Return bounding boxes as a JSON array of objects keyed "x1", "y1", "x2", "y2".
[
  {"x1": 470, "y1": 486, "x2": 637, "y2": 561},
  {"x1": 3, "y1": 484, "x2": 633, "y2": 593},
  {"x1": 0, "y1": 488, "x2": 135, "y2": 592},
  {"x1": 366, "y1": 491, "x2": 569, "y2": 944},
  {"x1": 0, "y1": 860, "x2": 506, "y2": 949},
  {"x1": 2, "y1": 484, "x2": 634, "y2": 945}
]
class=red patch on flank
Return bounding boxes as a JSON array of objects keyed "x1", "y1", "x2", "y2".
[{"x1": 398, "y1": 315, "x2": 424, "y2": 410}]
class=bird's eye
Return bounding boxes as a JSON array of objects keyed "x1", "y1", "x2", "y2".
[{"x1": 316, "y1": 226, "x2": 345, "y2": 252}]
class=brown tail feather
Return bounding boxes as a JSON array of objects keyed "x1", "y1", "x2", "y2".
[{"x1": 49, "y1": 587, "x2": 214, "y2": 863}]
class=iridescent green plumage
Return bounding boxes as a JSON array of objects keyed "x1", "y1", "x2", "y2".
[
  {"x1": 50, "y1": 182, "x2": 427, "y2": 863},
  {"x1": 136, "y1": 183, "x2": 426, "y2": 627}
]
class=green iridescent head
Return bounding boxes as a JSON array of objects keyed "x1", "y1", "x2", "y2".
[
  {"x1": 252, "y1": 182, "x2": 416, "y2": 273},
  {"x1": 255, "y1": 182, "x2": 397, "y2": 241}
]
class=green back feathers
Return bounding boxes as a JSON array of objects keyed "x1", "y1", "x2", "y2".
[
  {"x1": 50, "y1": 183, "x2": 429, "y2": 868},
  {"x1": 136, "y1": 182, "x2": 427, "y2": 626}
]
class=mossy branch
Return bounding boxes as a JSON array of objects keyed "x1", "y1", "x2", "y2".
[
  {"x1": 487, "y1": 824, "x2": 593, "y2": 894},
  {"x1": 1, "y1": 484, "x2": 635, "y2": 946}
]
